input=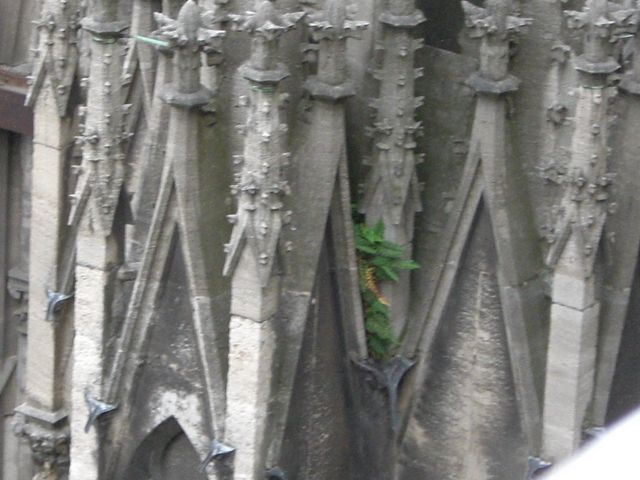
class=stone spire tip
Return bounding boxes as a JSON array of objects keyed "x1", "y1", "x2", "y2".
[{"x1": 178, "y1": 0, "x2": 202, "y2": 41}]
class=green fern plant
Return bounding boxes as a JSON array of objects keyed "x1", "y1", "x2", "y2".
[{"x1": 354, "y1": 218, "x2": 419, "y2": 361}]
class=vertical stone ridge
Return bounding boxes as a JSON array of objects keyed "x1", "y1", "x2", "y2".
[
  {"x1": 223, "y1": 1, "x2": 304, "y2": 288},
  {"x1": 591, "y1": 1, "x2": 640, "y2": 428},
  {"x1": 541, "y1": 0, "x2": 639, "y2": 461},
  {"x1": 17, "y1": 2, "x2": 82, "y2": 479},
  {"x1": 359, "y1": 0, "x2": 425, "y2": 337},
  {"x1": 99, "y1": 5, "x2": 227, "y2": 478},
  {"x1": 68, "y1": 8, "x2": 129, "y2": 235},
  {"x1": 252, "y1": 0, "x2": 369, "y2": 472},
  {"x1": 401, "y1": 0, "x2": 543, "y2": 464},
  {"x1": 68, "y1": 3, "x2": 129, "y2": 479},
  {"x1": 223, "y1": 2, "x2": 303, "y2": 478},
  {"x1": 461, "y1": 0, "x2": 542, "y2": 457},
  {"x1": 26, "y1": 0, "x2": 82, "y2": 116}
]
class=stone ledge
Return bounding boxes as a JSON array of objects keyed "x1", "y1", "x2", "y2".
[
  {"x1": 574, "y1": 55, "x2": 619, "y2": 75},
  {"x1": 379, "y1": 10, "x2": 426, "y2": 28},
  {"x1": 304, "y1": 76, "x2": 355, "y2": 101},
  {"x1": 15, "y1": 403, "x2": 68, "y2": 427},
  {"x1": 465, "y1": 72, "x2": 520, "y2": 94},
  {"x1": 241, "y1": 64, "x2": 290, "y2": 85},
  {"x1": 160, "y1": 85, "x2": 214, "y2": 109},
  {"x1": 81, "y1": 17, "x2": 128, "y2": 38}
]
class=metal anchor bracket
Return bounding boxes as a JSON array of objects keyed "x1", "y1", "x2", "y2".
[
  {"x1": 84, "y1": 390, "x2": 118, "y2": 432},
  {"x1": 526, "y1": 456, "x2": 552, "y2": 479},
  {"x1": 266, "y1": 466, "x2": 287, "y2": 480},
  {"x1": 199, "y1": 440, "x2": 235, "y2": 472},
  {"x1": 46, "y1": 290, "x2": 74, "y2": 322},
  {"x1": 352, "y1": 355, "x2": 415, "y2": 432}
]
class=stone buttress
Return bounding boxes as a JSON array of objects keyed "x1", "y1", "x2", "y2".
[
  {"x1": 542, "y1": 0, "x2": 639, "y2": 461},
  {"x1": 15, "y1": 0, "x2": 82, "y2": 478}
]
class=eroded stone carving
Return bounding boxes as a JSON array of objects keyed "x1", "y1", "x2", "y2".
[{"x1": 13, "y1": 413, "x2": 70, "y2": 480}]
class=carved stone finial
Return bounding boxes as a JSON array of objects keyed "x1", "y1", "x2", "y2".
[
  {"x1": 462, "y1": 0, "x2": 530, "y2": 39},
  {"x1": 380, "y1": 0, "x2": 424, "y2": 28},
  {"x1": 153, "y1": 0, "x2": 226, "y2": 104},
  {"x1": 462, "y1": 0, "x2": 531, "y2": 93},
  {"x1": 230, "y1": 0, "x2": 305, "y2": 82},
  {"x1": 565, "y1": 0, "x2": 639, "y2": 74},
  {"x1": 361, "y1": 0, "x2": 425, "y2": 270},
  {"x1": 303, "y1": 0, "x2": 368, "y2": 99},
  {"x1": 81, "y1": 0, "x2": 128, "y2": 38}
]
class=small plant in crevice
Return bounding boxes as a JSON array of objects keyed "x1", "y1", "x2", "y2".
[{"x1": 353, "y1": 213, "x2": 419, "y2": 362}]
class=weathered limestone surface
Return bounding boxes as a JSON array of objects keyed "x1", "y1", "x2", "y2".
[
  {"x1": 117, "y1": 239, "x2": 213, "y2": 479},
  {"x1": 17, "y1": 1, "x2": 80, "y2": 478},
  {"x1": 592, "y1": 19, "x2": 640, "y2": 427},
  {"x1": 279, "y1": 249, "x2": 354, "y2": 480},
  {"x1": 401, "y1": 5, "x2": 544, "y2": 476},
  {"x1": 222, "y1": 1, "x2": 310, "y2": 477},
  {"x1": 2, "y1": 134, "x2": 34, "y2": 480},
  {"x1": 99, "y1": 4, "x2": 227, "y2": 479},
  {"x1": 400, "y1": 207, "x2": 526, "y2": 480},
  {"x1": 541, "y1": 0, "x2": 639, "y2": 462},
  {"x1": 8, "y1": 0, "x2": 640, "y2": 479},
  {"x1": 67, "y1": 1, "x2": 129, "y2": 477}
]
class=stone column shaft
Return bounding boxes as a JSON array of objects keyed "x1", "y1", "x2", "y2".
[
  {"x1": 26, "y1": 107, "x2": 72, "y2": 412},
  {"x1": 69, "y1": 235, "x2": 118, "y2": 479}
]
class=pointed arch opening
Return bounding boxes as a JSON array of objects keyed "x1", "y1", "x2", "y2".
[{"x1": 123, "y1": 417, "x2": 206, "y2": 480}]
